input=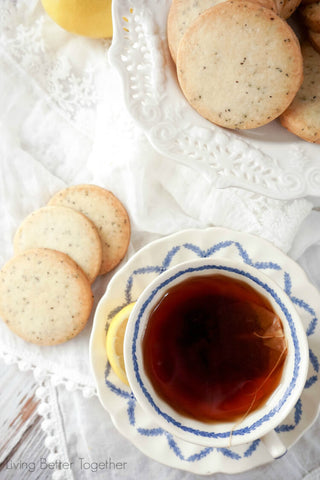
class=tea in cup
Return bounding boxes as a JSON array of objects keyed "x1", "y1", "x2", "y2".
[{"x1": 124, "y1": 259, "x2": 309, "y2": 457}]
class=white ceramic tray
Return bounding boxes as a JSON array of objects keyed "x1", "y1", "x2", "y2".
[
  {"x1": 90, "y1": 227, "x2": 320, "y2": 475},
  {"x1": 109, "y1": 0, "x2": 320, "y2": 200}
]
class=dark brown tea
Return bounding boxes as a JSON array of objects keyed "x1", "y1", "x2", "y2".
[{"x1": 142, "y1": 274, "x2": 287, "y2": 423}]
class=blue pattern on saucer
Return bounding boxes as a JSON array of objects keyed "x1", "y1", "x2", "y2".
[
  {"x1": 131, "y1": 263, "x2": 301, "y2": 440},
  {"x1": 104, "y1": 239, "x2": 319, "y2": 463}
]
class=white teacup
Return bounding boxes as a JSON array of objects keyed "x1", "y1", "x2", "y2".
[{"x1": 124, "y1": 259, "x2": 309, "y2": 457}]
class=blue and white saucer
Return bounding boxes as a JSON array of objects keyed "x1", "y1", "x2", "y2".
[{"x1": 89, "y1": 227, "x2": 320, "y2": 475}]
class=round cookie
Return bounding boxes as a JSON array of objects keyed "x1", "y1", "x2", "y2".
[
  {"x1": 0, "y1": 248, "x2": 93, "y2": 345},
  {"x1": 176, "y1": 1, "x2": 303, "y2": 130},
  {"x1": 278, "y1": 0, "x2": 302, "y2": 18},
  {"x1": 13, "y1": 206, "x2": 102, "y2": 284},
  {"x1": 167, "y1": 0, "x2": 277, "y2": 64},
  {"x1": 48, "y1": 185, "x2": 130, "y2": 275},
  {"x1": 167, "y1": 0, "x2": 226, "y2": 64},
  {"x1": 309, "y1": 29, "x2": 320, "y2": 52},
  {"x1": 280, "y1": 42, "x2": 320, "y2": 143},
  {"x1": 300, "y1": 1, "x2": 320, "y2": 31}
]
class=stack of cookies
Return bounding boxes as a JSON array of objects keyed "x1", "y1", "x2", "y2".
[
  {"x1": 167, "y1": 0, "x2": 320, "y2": 143},
  {"x1": 0, "y1": 185, "x2": 130, "y2": 346}
]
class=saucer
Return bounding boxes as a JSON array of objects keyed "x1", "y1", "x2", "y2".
[{"x1": 89, "y1": 227, "x2": 320, "y2": 475}]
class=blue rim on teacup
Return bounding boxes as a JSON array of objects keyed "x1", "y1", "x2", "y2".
[{"x1": 124, "y1": 258, "x2": 309, "y2": 449}]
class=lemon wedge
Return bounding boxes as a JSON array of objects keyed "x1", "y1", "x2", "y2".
[
  {"x1": 106, "y1": 303, "x2": 135, "y2": 386},
  {"x1": 41, "y1": 0, "x2": 113, "y2": 38}
]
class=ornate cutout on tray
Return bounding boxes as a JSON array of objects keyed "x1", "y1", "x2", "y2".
[{"x1": 109, "y1": 1, "x2": 320, "y2": 200}]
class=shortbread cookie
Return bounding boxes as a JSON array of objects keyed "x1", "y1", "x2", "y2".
[
  {"x1": 167, "y1": 0, "x2": 277, "y2": 63},
  {"x1": 300, "y1": 2, "x2": 320, "y2": 31},
  {"x1": 278, "y1": 0, "x2": 302, "y2": 18},
  {"x1": 280, "y1": 42, "x2": 320, "y2": 143},
  {"x1": 0, "y1": 248, "x2": 93, "y2": 345},
  {"x1": 177, "y1": 1, "x2": 303, "y2": 129},
  {"x1": 247, "y1": 0, "x2": 278, "y2": 11},
  {"x1": 13, "y1": 206, "x2": 102, "y2": 283},
  {"x1": 168, "y1": 0, "x2": 225, "y2": 64},
  {"x1": 309, "y1": 29, "x2": 320, "y2": 52},
  {"x1": 48, "y1": 185, "x2": 130, "y2": 275}
]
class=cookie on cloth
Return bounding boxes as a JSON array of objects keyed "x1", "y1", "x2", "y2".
[
  {"x1": 176, "y1": 1, "x2": 303, "y2": 129},
  {"x1": 0, "y1": 248, "x2": 93, "y2": 345},
  {"x1": 48, "y1": 185, "x2": 130, "y2": 275},
  {"x1": 280, "y1": 42, "x2": 320, "y2": 143},
  {"x1": 167, "y1": 0, "x2": 277, "y2": 64},
  {"x1": 300, "y1": 1, "x2": 320, "y2": 31},
  {"x1": 13, "y1": 205, "x2": 102, "y2": 283}
]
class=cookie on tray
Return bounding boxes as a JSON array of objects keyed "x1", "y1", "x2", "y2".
[
  {"x1": 48, "y1": 185, "x2": 130, "y2": 275},
  {"x1": 309, "y1": 29, "x2": 320, "y2": 52},
  {"x1": 278, "y1": 0, "x2": 302, "y2": 18},
  {"x1": 0, "y1": 248, "x2": 93, "y2": 345},
  {"x1": 300, "y1": 1, "x2": 320, "y2": 31},
  {"x1": 13, "y1": 205, "x2": 102, "y2": 283},
  {"x1": 168, "y1": 0, "x2": 225, "y2": 64},
  {"x1": 176, "y1": 1, "x2": 303, "y2": 130},
  {"x1": 280, "y1": 42, "x2": 320, "y2": 143},
  {"x1": 167, "y1": 0, "x2": 277, "y2": 63}
]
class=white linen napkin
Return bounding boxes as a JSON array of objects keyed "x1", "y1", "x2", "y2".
[{"x1": 0, "y1": 0, "x2": 318, "y2": 395}]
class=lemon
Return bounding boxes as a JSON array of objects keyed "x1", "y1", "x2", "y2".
[
  {"x1": 106, "y1": 303, "x2": 135, "y2": 386},
  {"x1": 41, "y1": 0, "x2": 113, "y2": 38}
]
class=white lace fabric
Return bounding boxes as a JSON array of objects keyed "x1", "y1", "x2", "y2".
[
  {"x1": 0, "y1": 1, "x2": 319, "y2": 476},
  {"x1": 0, "y1": 0, "x2": 109, "y2": 136}
]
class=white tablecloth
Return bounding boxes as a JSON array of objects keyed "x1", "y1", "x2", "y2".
[{"x1": 0, "y1": 1, "x2": 320, "y2": 479}]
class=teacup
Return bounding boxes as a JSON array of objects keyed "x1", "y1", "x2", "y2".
[{"x1": 124, "y1": 258, "x2": 309, "y2": 457}]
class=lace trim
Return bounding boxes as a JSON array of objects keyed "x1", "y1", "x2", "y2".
[
  {"x1": 36, "y1": 380, "x2": 74, "y2": 480},
  {"x1": 235, "y1": 191, "x2": 313, "y2": 252},
  {"x1": 0, "y1": 346, "x2": 96, "y2": 398},
  {"x1": 0, "y1": 0, "x2": 110, "y2": 136}
]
